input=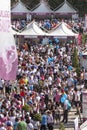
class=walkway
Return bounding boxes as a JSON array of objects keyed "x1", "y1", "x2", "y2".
[{"x1": 54, "y1": 107, "x2": 83, "y2": 130}]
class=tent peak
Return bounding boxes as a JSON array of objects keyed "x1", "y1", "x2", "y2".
[
  {"x1": 11, "y1": 0, "x2": 30, "y2": 13},
  {"x1": 54, "y1": 0, "x2": 77, "y2": 13}
]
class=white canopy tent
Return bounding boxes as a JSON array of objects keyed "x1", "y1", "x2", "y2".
[
  {"x1": 11, "y1": 0, "x2": 30, "y2": 14},
  {"x1": 54, "y1": 0, "x2": 77, "y2": 15},
  {"x1": 11, "y1": 28, "x2": 20, "y2": 35},
  {"x1": 12, "y1": 21, "x2": 78, "y2": 38},
  {"x1": 47, "y1": 22, "x2": 78, "y2": 37},
  {"x1": 18, "y1": 21, "x2": 46, "y2": 36},
  {"x1": 31, "y1": 0, "x2": 53, "y2": 15}
]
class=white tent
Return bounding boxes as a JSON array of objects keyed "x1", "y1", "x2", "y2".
[
  {"x1": 11, "y1": 28, "x2": 20, "y2": 35},
  {"x1": 19, "y1": 21, "x2": 46, "y2": 36},
  {"x1": 12, "y1": 21, "x2": 78, "y2": 37},
  {"x1": 31, "y1": 0, "x2": 53, "y2": 14},
  {"x1": 11, "y1": 0, "x2": 30, "y2": 14},
  {"x1": 54, "y1": 0, "x2": 77, "y2": 14},
  {"x1": 47, "y1": 22, "x2": 78, "y2": 37}
]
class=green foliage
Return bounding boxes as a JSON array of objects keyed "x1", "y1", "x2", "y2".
[
  {"x1": 82, "y1": 34, "x2": 87, "y2": 44},
  {"x1": 72, "y1": 47, "x2": 79, "y2": 68},
  {"x1": 22, "y1": 104, "x2": 31, "y2": 112},
  {"x1": 59, "y1": 123, "x2": 65, "y2": 130},
  {"x1": 72, "y1": 47, "x2": 80, "y2": 76},
  {"x1": 33, "y1": 113, "x2": 42, "y2": 121}
]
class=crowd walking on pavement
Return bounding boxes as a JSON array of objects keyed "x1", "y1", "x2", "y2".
[{"x1": 0, "y1": 37, "x2": 86, "y2": 130}]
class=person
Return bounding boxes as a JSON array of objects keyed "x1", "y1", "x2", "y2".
[
  {"x1": 6, "y1": 121, "x2": 13, "y2": 130},
  {"x1": 74, "y1": 88, "x2": 81, "y2": 115},
  {"x1": 47, "y1": 110, "x2": 54, "y2": 130},
  {"x1": 0, "y1": 123, "x2": 6, "y2": 130},
  {"x1": 62, "y1": 98, "x2": 69, "y2": 123},
  {"x1": 26, "y1": 118, "x2": 34, "y2": 130},
  {"x1": 40, "y1": 111, "x2": 48, "y2": 130},
  {"x1": 33, "y1": 120, "x2": 40, "y2": 130},
  {"x1": 17, "y1": 120, "x2": 27, "y2": 130},
  {"x1": 54, "y1": 106, "x2": 61, "y2": 124},
  {"x1": 13, "y1": 117, "x2": 20, "y2": 130}
]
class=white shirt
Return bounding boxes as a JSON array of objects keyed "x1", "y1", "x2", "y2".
[
  {"x1": 47, "y1": 115, "x2": 53, "y2": 124},
  {"x1": 0, "y1": 127, "x2": 6, "y2": 130},
  {"x1": 75, "y1": 91, "x2": 81, "y2": 101},
  {"x1": 27, "y1": 122, "x2": 34, "y2": 130},
  {"x1": 33, "y1": 121, "x2": 40, "y2": 130},
  {"x1": 48, "y1": 76, "x2": 52, "y2": 85}
]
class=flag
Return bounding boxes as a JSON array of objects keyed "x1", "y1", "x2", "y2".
[
  {"x1": 0, "y1": 0, "x2": 18, "y2": 80},
  {"x1": 78, "y1": 33, "x2": 82, "y2": 45}
]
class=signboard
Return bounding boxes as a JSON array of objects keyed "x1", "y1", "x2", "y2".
[
  {"x1": 82, "y1": 91, "x2": 87, "y2": 121},
  {"x1": 85, "y1": 14, "x2": 87, "y2": 31},
  {"x1": 74, "y1": 117, "x2": 79, "y2": 130}
]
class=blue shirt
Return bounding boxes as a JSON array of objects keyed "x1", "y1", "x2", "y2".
[{"x1": 41, "y1": 114, "x2": 47, "y2": 125}]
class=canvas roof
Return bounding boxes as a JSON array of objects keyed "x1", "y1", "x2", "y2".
[
  {"x1": 54, "y1": 0, "x2": 77, "y2": 14},
  {"x1": 12, "y1": 21, "x2": 78, "y2": 37},
  {"x1": 11, "y1": 0, "x2": 30, "y2": 14},
  {"x1": 11, "y1": 28, "x2": 20, "y2": 35},
  {"x1": 81, "y1": 49, "x2": 87, "y2": 55},
  {"x1": 19, "y1": 21, "x2": 46, "y2": 36},
  {"x1": 31, "y1": 0, "x2": 53, "y2": 14},
  {"x1": 47, "y1": 22, "x2": 78, "y2": 37}
]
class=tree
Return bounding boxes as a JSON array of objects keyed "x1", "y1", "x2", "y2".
[
  {"x1": 72, "y1": 47, "x2": 79, "y2": 68},
  {"x1": 72, "y1": 47, "x2": 80, "y2": 76},
  {"x1": 82, "y1": 34, "x2": 87, "y2": 44}
]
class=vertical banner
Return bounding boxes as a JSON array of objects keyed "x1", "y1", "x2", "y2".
[
  {"x1": 0, "y1": 0, "x2": 18, "y2": 80},
  {"x1": 82, "y1": 91, "x2": 87, "y2": 121},
  {"x1": 74, "y1": 117, "x2": 79, "y2": 130},
  {"x1": 77, "y1": 34, "x2": 82, "y2": 45},
  {"x1": 85, "y1": 14, "x2": 87, "y2": 31}
]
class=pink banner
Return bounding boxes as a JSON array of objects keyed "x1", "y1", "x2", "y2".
[
  {"x1": 0, "y1": 0, "x2": 18, "y2": 80},
  {"x1": 78, "y1": 34, "x2": 82, "y2": 45}
]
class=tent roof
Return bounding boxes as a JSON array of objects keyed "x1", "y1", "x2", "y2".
[
  {"x1": 12, "y1": 21, "x2": 78, "y2": 37},
  {"x1": 11, "y1": 0, "x2": 30, "y2": 14},
  {"x1": 54, "y1": 0, "x2": 77, "y2": 14},
  {"x1": 19, "y1": 21, "x2": 46, "y2": 36},
  {"x1": 47, "y1": 21, "x2": 78, "y2": 37},
  {"x1": 31, "y1": 0, "x2": 53, "y2": 14},
  {"x1": 11, "y1": 27, "x2": 21, "y2": 35},
  {"x1": 81, "y1": 49, "x2": 87, "y2": 55}
]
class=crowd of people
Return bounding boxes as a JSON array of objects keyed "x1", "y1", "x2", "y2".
[{"x1": 0, "y1": 36, "x2": 86, "y2": 130}]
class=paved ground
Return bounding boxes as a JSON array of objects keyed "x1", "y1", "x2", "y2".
[{"x1": 54, "y1": 107, "x2": 83, "y2": 130}]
